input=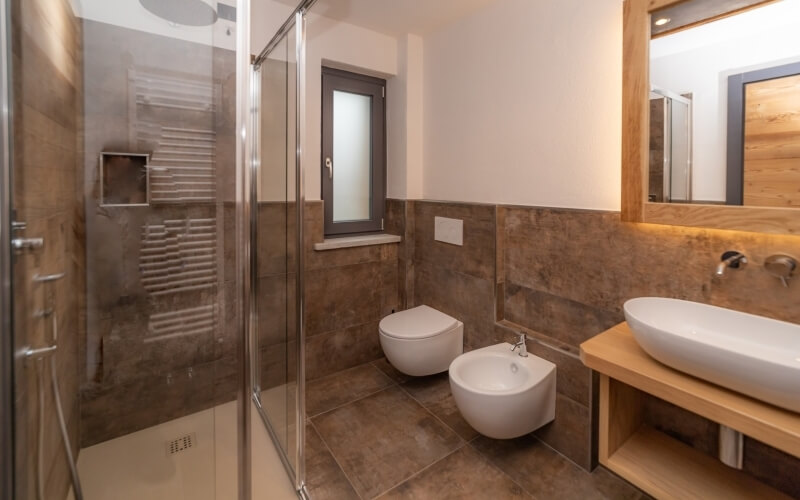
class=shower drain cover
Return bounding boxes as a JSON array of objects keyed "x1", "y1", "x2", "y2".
[{"x1": 166, "y1": 432, "x2": 196, "y2": 456}]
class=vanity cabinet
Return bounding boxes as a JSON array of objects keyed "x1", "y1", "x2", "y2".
[{"x1": 581, "y1": 323, "x2": 800, "y2": 500}]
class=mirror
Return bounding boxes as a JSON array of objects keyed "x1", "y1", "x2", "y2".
[{"x1": 647, "y1": 0, "x2": 800, "y2": 208}]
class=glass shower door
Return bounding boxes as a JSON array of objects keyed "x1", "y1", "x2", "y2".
[
  {"x1": 251, "y1": 9, "x2": 305, "y2": 494},
  {"x1": 4, "y1": 1, "x2": 246, "y2": 499}
]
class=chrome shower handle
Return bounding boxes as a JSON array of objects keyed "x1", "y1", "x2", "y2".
[
  {"x1": 33, "y1": 272, "x2": 66, "y2": 283},
  {"x1": 325, "y1": 157, "x2": 333, "y2": 179},
  {"x1": 25, "y1": 309, "x2": 59, "y2": 359},
  {"x1": 12, "y1": 237, "x2": 43, "y2": 251},
  {"x1": 25, "y1": 344, "x2": 57, "y2": 359}
]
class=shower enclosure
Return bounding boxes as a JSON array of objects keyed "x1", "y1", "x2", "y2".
[
  {"x1": 649, "y1": 88, "x2": 692, "y2": 203},
  {"x1": 0, "y1": 0, "x2": 267, "y2": 498},
  {"x1": 0, "y1": 0, "x2": 314, "y2": 498}
]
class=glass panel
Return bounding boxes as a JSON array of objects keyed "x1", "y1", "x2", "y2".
[
  {"x1": 9, "y1": 0, "x2": 241, "y2": 498},
  {"x1": 648, "y1": 95, "x2": 667, "y2": 202},
  {"x1": 670, "y1": 99, "x2": 691, "y2": 202},
  {"x1": 333, "y1": 90, "x2": 372, "y2": 222},
  {"x1": 254, "y1": 19, "x2": 300, "y2": 481}
]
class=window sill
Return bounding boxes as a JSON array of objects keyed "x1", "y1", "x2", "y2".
[{"x1": 313, "y1": 233, "x2": 401, "y2": 251}]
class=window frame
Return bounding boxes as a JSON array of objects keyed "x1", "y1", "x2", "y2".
[{"x1": 321, "y1": 66, "x2": 386, "y2": 236}]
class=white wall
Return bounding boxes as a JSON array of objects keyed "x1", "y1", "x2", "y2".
[
  {"x1": 251, "y1": 0, "x2": 295, "y2": 54},
  {"x1": 303, "y1": 14, "x2": 398, "y2": 201},
  {"x1": 422, "y1": 0, "x2": 623, "y2": 210},
  {"x1": 387, "y1": 34, "x2": 424, "y2": 200},
  {"x1": 651, "y1": 8, "x2": 800, "y2": 202},
  {"x1": 252, "y1": 2, "x2": 406, "y2": 202}
]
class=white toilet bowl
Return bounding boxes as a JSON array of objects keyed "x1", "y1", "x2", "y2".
[
  {"x1": 449, "y1": 343, "x2": 556, "y2": 439},
  {"x1": 379, "y1": 305, "x2": 464, "y2": 376}
]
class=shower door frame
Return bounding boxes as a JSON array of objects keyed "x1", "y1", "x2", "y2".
[
  {"x1": 650, "y1": 87, "x2": 693, "y2": 203},
  {"x1": 0, "y1": 0, "x2": 13, "y2": 498},
  {"x1": 247, "y1": 1, "x2": 316, "y2": 496}
]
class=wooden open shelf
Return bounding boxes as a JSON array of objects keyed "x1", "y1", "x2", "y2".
[
  {"x1": 581, "y1": 322, "x2": 800, "y2": 500},
  {"x1": 609, "y1": 426, "x2": 787, "y2": 499}
]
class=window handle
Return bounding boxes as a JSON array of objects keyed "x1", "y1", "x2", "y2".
[{"x1": 325, "y1": 157, "x2": 333, "y2": 179}]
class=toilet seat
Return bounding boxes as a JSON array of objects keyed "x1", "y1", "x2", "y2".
[
  {"x1": 379, "y1": 305, "x2": 458, "y2": 340},
  {"x1": 378, "y1": 305, "x2": 464, "y2": 376}
]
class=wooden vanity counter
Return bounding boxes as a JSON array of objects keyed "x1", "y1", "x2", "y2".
[{"x1": 581, "y1": 322, "x2": 800, "y2": 500}]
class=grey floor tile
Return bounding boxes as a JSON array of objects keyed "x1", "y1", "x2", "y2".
[
  {"x1": 306, "y1": 362, "x2": 394, "y2": 417},
  {"x1": 377, "y1": 446, "x2": 532, "y2": 499},
  {"x1": 311, "y1": 386, "x2": 462, "y2": 499},
  {"x1": 305, "y1": 423, "x2": 359, "y2": 500}
]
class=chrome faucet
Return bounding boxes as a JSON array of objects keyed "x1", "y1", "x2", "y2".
[
  {"x1": 715, "y1": 251, "x2": 747, "y2": 277},
  {"x1": 764, "y1": 254, "x2": 797, "y2": 288},
  {"x1": 511, "y1": 333, "x2": 528, "y2": 357}
]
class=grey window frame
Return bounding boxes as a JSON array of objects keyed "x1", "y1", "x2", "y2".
[{"x1": 321, "y1": 66, "x2": 386, "y2": 236}]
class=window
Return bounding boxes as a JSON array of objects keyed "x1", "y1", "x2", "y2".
[{"x1": 321, "y1": 67, "x2": 386, "y2": 236}]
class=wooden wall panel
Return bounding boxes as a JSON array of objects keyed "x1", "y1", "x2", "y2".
[{"x1": 743, "y1": 74, "x2": 800, "y2": 207}]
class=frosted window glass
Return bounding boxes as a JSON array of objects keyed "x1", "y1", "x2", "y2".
[{"x1": 333, "y1": 90, "x2": 372, "y2": 222}]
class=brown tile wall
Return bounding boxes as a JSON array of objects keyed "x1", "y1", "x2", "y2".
[
  {"x1": 79, "y1": 21, "x2": 239, "y2": 446},
  {"x1": 410, "y1": 201, "x2": 500, "y2": 351},
  {"x1": 11, "y1": 0, "x2": 83, "y2": 498},
  {"x1": 403, "y1": 199, "x2": 800, "y2": 493},
  {"x1": 500, "y1": 205, "x2": 800, "y2": 492},
  {"x1": 256, "y1": 200, "x2": 295, "y2": 392},
  {"x1": 302, "y1": 200, "x2": 402, "y2": 380}
]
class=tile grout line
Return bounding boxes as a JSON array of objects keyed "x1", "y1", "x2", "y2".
[
  {"x1": 369, "y1": 441, "x2": 468, "y2": 499},
  {"x1": 307, "y1": 418, "x2": 365, "y2": 500},
  {"x1": 463, "y1": 440, "x2": 537, "y2": 499},
  {"x1": 394, "y1": 378, "x2": 474, "y2": 443},
  {"x1": 397, "y1": 386, "x2": 536, "y2": 500},
  {"x1": 307, "y1": 365, "x2": 398, "y2": 419},
  {"x1": 305, "y1": 362, "x2": 400, "y2": 498},
  {"x1": 308, "y1": 384, "x2": 395, "y2": 420},
  {"x1": 530, "y1": 434, "x2": 590, "y2": 473},
  {"x1": 309, "y1": 359, "x2": 397, "y2": 391},
  {"x1": 307, "y1": 319, "x2": 384, "y2": 341},
  {"x1": 309, "y1": 365, "x2": 465, "y2": 500}
]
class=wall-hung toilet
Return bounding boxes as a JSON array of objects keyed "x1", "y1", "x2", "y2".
[{"x1": 379, "y1": 305, "x2": 464, "y2": 376}]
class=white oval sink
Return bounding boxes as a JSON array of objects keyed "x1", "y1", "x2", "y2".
[{"x1": 624, "y1": 297, "x2": 800, "y2": 413}]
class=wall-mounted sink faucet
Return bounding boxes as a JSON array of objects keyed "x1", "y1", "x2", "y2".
[
  {"x1": 764, "y1": 254, "x2": 797, "y2": 288},
  {"x1": 715, "y1": 251, "x2": 747, "y2": 277}
]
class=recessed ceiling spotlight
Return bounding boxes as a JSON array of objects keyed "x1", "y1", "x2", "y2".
[{"x1": 654, "y1": 17, "x2": 671, "y2": 26}]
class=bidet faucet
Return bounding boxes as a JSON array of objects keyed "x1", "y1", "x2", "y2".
[
  {"x1": 511, "y1": 333, "x2": 528, "y2": 357},
  {"x1": 715, "y1": 251, "x2": 747, "y2": 277}
]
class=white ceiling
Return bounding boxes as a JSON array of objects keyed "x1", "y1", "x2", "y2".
[
  {"x1": 651, "y1": 0, "x2": 800, "y2": 59},
  {"x1": 280, "y1": 0, "x2": 501, "y2": 36}
]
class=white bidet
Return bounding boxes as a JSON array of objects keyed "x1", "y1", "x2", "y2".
[{"x1": 449, "y1": 342, "x2": 556, "y2": 439}]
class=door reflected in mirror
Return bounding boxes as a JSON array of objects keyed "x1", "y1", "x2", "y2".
[{"x1": 648, "y1": 0, "x2": 800, "y2": 207}]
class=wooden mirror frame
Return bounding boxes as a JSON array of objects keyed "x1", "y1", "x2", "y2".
[{"x1": 621, "y1": 0, "x2": 800, "y2": 235}]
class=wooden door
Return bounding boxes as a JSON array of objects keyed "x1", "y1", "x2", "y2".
[{"x1": 743, "y1": 73, "x2": 800, "y2": 207}]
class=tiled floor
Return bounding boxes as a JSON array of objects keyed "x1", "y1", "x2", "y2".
[{"x1": 305, "y1": 359, "x2": 649, "y2": 500}]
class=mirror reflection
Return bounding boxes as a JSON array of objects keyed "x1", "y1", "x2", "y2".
[{"x1": 648, "y1": 0, "x2": 800, "y2": 207}]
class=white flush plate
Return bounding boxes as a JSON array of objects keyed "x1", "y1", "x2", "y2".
[{"x1": 434, "y1": 216, "x2": 463, "y2": 246}]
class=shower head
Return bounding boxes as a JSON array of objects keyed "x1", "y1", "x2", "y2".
[{"x1": 139, "y1": 0, "x2": 219, "y2": 27}]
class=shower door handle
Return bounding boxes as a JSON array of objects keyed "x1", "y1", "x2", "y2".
[
  {"x1": 325, "y1": 157, "x2": 333, "y2": 179},
  {"x1": 12, "y1": 237, "x2": 43, "y2": 251}
]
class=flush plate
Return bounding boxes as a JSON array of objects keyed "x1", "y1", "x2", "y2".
[{"x1": 434, "y1": 216, "x2": 463, "y2": 246}]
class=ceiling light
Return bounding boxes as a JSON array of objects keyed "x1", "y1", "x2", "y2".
[{"x1": 654, "y1": 17, "x2": 671, "y2": 26}]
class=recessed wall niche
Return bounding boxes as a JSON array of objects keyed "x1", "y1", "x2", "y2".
[{"x1": 100, "y1": 152, "x2": 150, "y2": 206}]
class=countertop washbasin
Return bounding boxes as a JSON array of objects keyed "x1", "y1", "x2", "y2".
[{"x1": 623, "y1": 297, "x2": 800, "y2": 413}]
